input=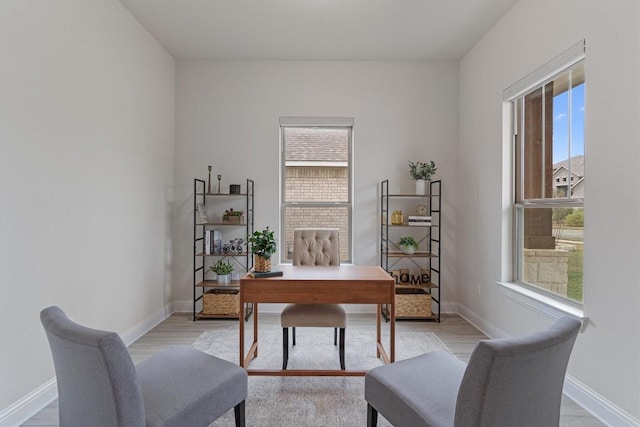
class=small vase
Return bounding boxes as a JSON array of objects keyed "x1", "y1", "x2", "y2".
[
  {"x1": 254, "y1": 255, "x2": 271, "y2": 272},
  {"x1": 391, "y1": 210, "x2": 404, "y2": 225},
  {"x1": 216, "y1": 274, "x2": 232, "y2": 284},
  {"x1": 415, "y1": 179, "x2": 426, "y2": 195}
]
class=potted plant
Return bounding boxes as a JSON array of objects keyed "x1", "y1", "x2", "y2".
[
  {"x1": 210, "y1": 259, "x2": 234, "y2": 284},
  {"x1": 222, "y1": 208, "x2": 244, "y2": 224},
  {"x1": 408, "y1": 160, "x2": 437, "y2": 195},
  {"x1": 247, "y1": 227, "x2": 277, "y2": 272},
  {"x1": 398, "y1": 236, "x2": 419, "y2": 255}
]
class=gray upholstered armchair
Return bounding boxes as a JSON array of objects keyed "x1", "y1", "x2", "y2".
[
  {"x1": 280, "y1": 228, "x2": 346, "y2": 369},
  {"x1": 365, "y1": 316, "x2": 582, "y2": 427},
  {"x1": 40, "y1": 306, "x2": 248, "y2": 427}
]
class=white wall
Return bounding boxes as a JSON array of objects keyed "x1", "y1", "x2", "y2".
[
  {"x1": 174, "y1": 60, "x2": 460, "y2": 310},
  {"x1": 459, "y1": 0, "x2": 640, "y2": 422},
  {"x1": 0, "y1": 0, "x2": 175, "y2": 423}
]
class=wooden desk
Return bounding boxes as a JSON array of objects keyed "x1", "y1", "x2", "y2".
[{"x1": 239, "y1": 264, "x2": 395, "y2": 376}]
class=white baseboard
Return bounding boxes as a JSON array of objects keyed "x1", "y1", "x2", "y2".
[
  {"x1": 0, "y1": 379, "x2": 57, "y2": 427},
  {"x1": 1, "y1": 304, "x2": 173, "y2": 427},
  {"x1": 440, "y1": 301, "x2": 458, "y2": 314},
  {"x1": 120, "y1": 304, "x2": 171, "y2": 346},
  {"x1": 172, "y1": 299, "x2": 193, "y2": 314},
  {"x1": 564, "y1": 375, "x2": 640, "y2": 427},
  {"x1": 456, "y1": 302, "x2": 509, "y2": 339}
]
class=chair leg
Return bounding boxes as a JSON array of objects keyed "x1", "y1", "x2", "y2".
[
  {"x1": 334, "y1": 327, "x2": 337, "y2": 345},
  {"x1": 367, "y1": 403, "x2": 378, "y2": 427},
  {"x1": 339, "y1": 327, "x2": 345, "y2": 370},
  {"x1": 282, "y1": 328, "x2": 288, "y2": 370},
  {"x1": 234, "y1": 400, "x2": 246, "y2": 427},
  {"x1": 292, "y1": 326, "x2": 296, "y2": 345}
]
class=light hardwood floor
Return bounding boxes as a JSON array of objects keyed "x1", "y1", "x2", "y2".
[{"x1": 22, "y1": 312, "x2": 604, "y2": 426}]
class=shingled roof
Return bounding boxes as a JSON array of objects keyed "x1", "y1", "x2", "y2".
[
  {"x1": 284, "y1": 128, "x2": 349, "y2": 162},
  {"x1": 553, "y1": 155, "x2": 584, "y2": 177}
]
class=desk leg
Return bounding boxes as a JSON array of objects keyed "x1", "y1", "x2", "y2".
[
  {"x1": 390, "y1": 301, "x2": 395, "y2": 362},
  {"x1": 253, "y1": 303, "x2": 259, "y2": 358},
  {"x1": 239, "y1": 301, "x2": 245, "y2": 367},
  {"x1": 241, "y1": 303, "x2": 259, "y2": 368},
  {"x1": 376, "y1": 304, "x2": 381, "y2": 358}
]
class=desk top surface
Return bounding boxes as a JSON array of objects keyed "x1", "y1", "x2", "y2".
[{"x1": 241, "y1": 264, "x2": 393, "y2": 283}]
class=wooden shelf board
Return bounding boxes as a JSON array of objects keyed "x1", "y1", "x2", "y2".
[
  {"x1": 196, "y1": 306, "x2": 253, "y2": 321},
  {"x1": 387, "y1": 252, "x2": 437, "y2": 258},
  {"x1": 196, "y1": 280, "x2": 241, "y2": 288},
  {"x1": 383, "y1": 194, "x2": 439, "y2": 198},
  {"x1": 380, "y1": 306, "x2": 439, "y2": 322},
  {"x1": 382, "y1": 223, "x2": 436, "y2": 228},
  {"x1": 396, "y1": 282, "x2": 439, "y2": 290},
  {"x1": 197, "y1": 222, "x2": 247, "y2": 227},
  {"x1": 196, "y1": 192, "x2": 248, "y2": 197},
  {"x1": 195, "y1": 252, "x2": 249, "y2": 257}
]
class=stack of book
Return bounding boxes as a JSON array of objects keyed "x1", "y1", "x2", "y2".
[
  {"x1": 408, "y1": 216, "x2": 432, "y2": 226},
  {"x1": 204, "y1": 230, "x2": 222, "y2": 254},
  {"x1": 248, "y1": 270, "x2": 283, "y2": 278}
]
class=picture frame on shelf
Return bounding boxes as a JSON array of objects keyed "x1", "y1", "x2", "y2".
[{"x1": 196, "y1": 202, "x2": 208, "y2": 224}]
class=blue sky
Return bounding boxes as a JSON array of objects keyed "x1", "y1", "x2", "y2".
[{"x1": 553, "y1": 83, "x2": 585, "y2": 163}]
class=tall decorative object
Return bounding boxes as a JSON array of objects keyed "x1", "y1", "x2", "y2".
[
  {"x1": 207, "y1": 166, "x2": 212, "y2": 194},
  {"x1": 217, "y1": 175, "x2": 222, "y2": 194}
]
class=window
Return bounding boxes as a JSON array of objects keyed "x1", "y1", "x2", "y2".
[
  {"x1": 507, "y1": 43, "x2": 585, "y2": 304},
  {"x1": 280, "y1": 118, "x2": 353, "y2": 263}
]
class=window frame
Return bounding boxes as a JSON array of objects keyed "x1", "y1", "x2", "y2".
[
  {"x1": 279, "y1": 118, "x2": 354, "y2": 264},
  {"x1": 504, "y1": 42, "x2": 585, "y2": 306}
]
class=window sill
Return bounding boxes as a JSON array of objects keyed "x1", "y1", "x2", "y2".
[{"x1": 496, "y1": 282, "x2": 587, "y2": 329}]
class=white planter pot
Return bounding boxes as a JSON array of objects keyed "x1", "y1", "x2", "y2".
[
  {"x1": 216, "y1": 274, "x2": 232, "y2": 284},
  {"x1": 415, "y1": 179, "x2": 426, "y2": 195},
  {"x1": 400, "y1": 245, "x2": 415, "y2": 255}
]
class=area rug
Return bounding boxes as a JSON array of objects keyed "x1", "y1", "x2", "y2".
[{"x1": 192, "y1": 326, "x2": 451, "y2": 426}]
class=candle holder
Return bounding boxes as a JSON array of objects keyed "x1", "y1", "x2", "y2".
[
  {"x1": 217, "y1": 175, "x2": 222, "y2": 194},
  {"x1": 207, "y1": 166, "x2": 212, "y2": 194}
]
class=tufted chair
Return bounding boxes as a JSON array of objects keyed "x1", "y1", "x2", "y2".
[{"x1": 280, "y1": 228, "x2": 346, "y2": 369}]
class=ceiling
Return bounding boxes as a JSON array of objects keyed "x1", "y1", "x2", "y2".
[{"x1": 118, "y1": 0, "x2": 518, "y2": 61}]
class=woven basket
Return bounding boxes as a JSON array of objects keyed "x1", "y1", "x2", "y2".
[
  {"x1": 395, "y1": 288, "x2": 432, "y2": 318},
  {"x1": 202, "y1": 289, "x2": 239, "y2": 315},
  {"x1": 254, "y1": 255, "x2": 271, "y2": 272}
]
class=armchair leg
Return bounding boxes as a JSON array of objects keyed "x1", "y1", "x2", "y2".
[
  {"x1": 282, "y1": 328, "x2": 288, "y2": 370},
  {"x1": 234, "y1": 400, "x2": 246, "y2": 427},
  {"x1": 339, "y1": 327, "x2": 345, "y2": 370},
  {"x1": 367, "y1": 403, "x2": 378, "y2": 427},
  {"x1": 292, "y1": 326, "x2": 296, "y2": 345},
  {"x1": 334, "y1": 327, "x2": 337, "y2": 345}
]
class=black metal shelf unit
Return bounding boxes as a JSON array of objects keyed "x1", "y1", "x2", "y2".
[
  {"x1": 380, "y1": 179, "x2": 441, "y2": 322},
  {"x1": 193, "y1": 178, "x2": 254, "y2": 321}
]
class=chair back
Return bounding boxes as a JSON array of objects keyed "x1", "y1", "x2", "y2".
[
  {"x1": 40, "y1": 306, "x2": 145, "y2": 427},
  {"x1": 293, "y1": 228, "x2": 340, "y2": 266},
  {"x1": 454, "y1": 316, "x2": 582, "y2": 427}
]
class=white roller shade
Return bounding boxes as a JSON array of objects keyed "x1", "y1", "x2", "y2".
[
  {"x1": 503, "y1": 39, "x2": 585, "y2": 101},
  {"x1": 279, "y1": 117, "x2": 354, "y2": 127}
]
